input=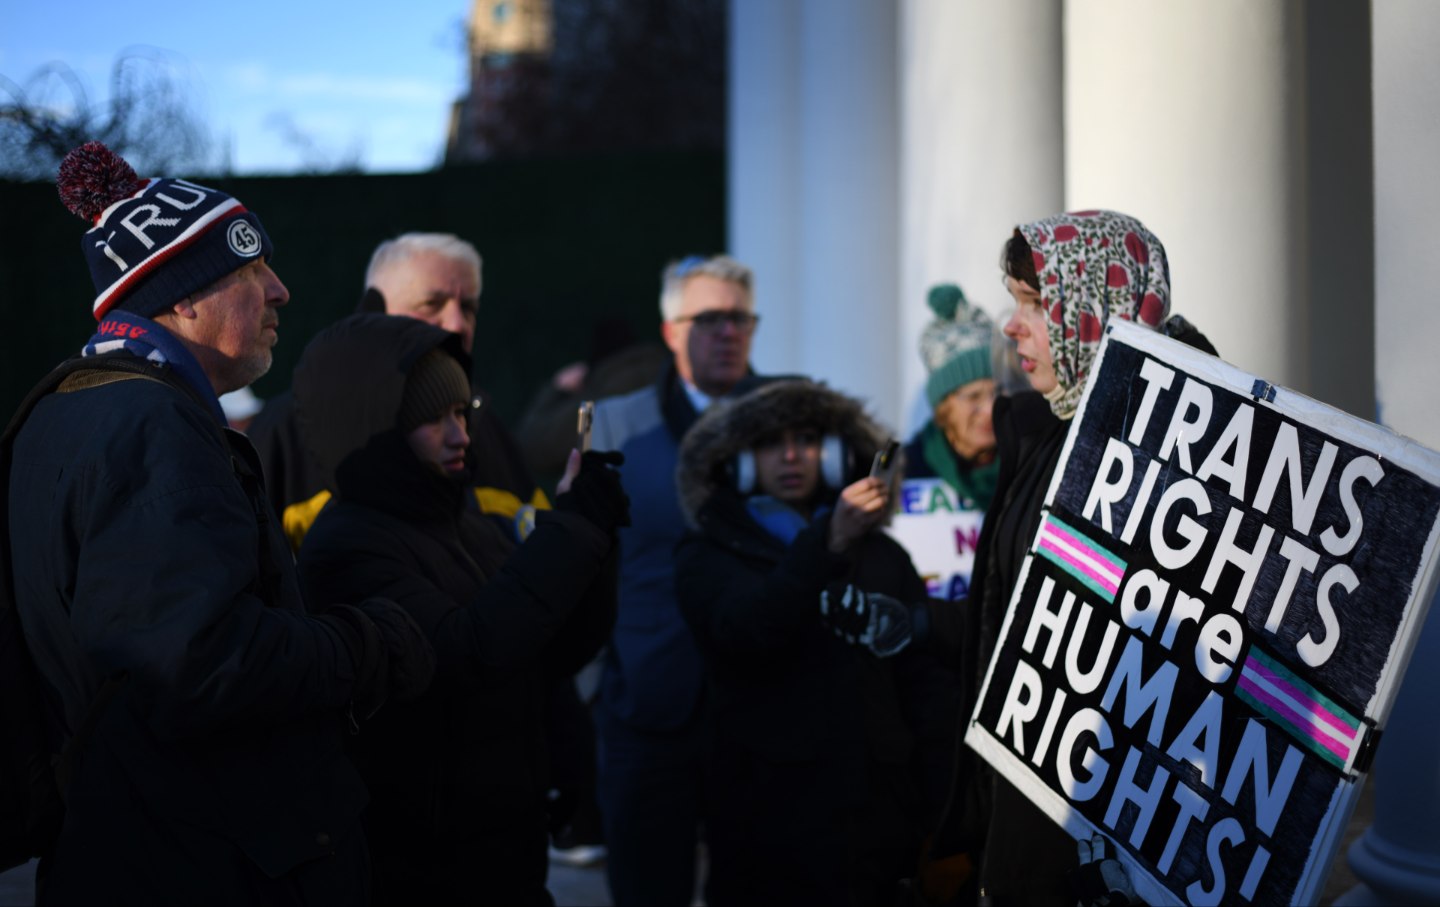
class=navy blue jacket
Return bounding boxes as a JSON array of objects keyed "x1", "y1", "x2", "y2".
[
  {"x1": 590, "y1": 365, "x2": 776, "y2": 731},
  {"x1": 7, "y1": 355, "x2": 368, "y2": 906}
]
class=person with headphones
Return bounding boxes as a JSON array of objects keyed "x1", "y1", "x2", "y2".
[{"x1": 672, "y1": 378, "x2": 959, "y2": 906}]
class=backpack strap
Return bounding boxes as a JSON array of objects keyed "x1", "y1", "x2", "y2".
[{"x1": 2, "y1": 355, "x2": 188, "y2": 439}]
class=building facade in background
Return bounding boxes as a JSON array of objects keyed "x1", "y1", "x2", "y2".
[
  {"x1": 447, "y1": 0, "x2": 554, "y2": 162},
  {"x1": 447, "y1": 0, "x2": 724, "y2": 162}
]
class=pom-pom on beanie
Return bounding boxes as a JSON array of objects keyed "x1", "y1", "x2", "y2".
[
  {"x1": 919, "y1": 283, "x2": 995, "y2": 409},
  {"x1": 57, "y1": 141, "x2": 274, "y2": 320},
  {"x1": 399, "y1": 349, "x2": 472, "y2": 433}
]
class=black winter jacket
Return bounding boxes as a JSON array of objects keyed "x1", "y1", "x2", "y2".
[
  {"x1": 925, "y1": 389, "x2": 1077, "y2": 907},
  {"x1": 293, "y1": 315, "x2": 617, "y2": 906},
  {"x1": 674, "y1": 380, "x2": 960, "y2": 907},
  {"x1": 8, "y1": 353, "x2": 369, "y2": 906}
]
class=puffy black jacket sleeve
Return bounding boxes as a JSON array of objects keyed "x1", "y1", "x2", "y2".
[
  {"x1": 543, "y1": 543, "x2": 618, "y2": 678},
  {"x1": 675, "y1": 518, "x2": 850, "y2": 660},
  {"x1": 300, "y1": 507, "x2": 613, "y2": 683}
]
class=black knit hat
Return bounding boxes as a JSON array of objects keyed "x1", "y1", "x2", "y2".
[
  {"x1": 398, "y1": 349, "x2": 471, "y2": 432},
  {"x1": 57, "y1": 141, "x2": 274, "y2": 320}
]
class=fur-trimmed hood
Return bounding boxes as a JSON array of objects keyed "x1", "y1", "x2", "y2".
[{"x1": 676, "y1": 379, "x2": 897, "y2": 529}]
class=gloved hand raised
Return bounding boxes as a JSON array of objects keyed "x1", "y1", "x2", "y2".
[
  {"x1": 320, "y1": 598, "x2": 436, "y2": 724},
  {"x1": 818, "y1": 584, "x2": 913, "y2": 657},
  {"x1": 556, "y1": 449, "x2": 631, "y2": 534},
  {"x1": 1068, "y1": 833, "x2": 1137, "y2": 907}
]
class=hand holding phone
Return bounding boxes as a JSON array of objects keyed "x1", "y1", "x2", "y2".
[
  {"x1": 576, "y1": 401, "x2": 595, "y2": 453},
  {"x1": 869, "y1": 439, "x2": 900, "y2": 485}
]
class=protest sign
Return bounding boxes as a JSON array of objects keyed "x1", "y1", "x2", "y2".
[
  {"x1": 965, "y1": 320, "x2": 1440, "y2": 906},
  {"x1": 886, "y1": 477, "x2": 985, "y2": 600}
]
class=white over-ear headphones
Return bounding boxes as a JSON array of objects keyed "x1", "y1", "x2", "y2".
[
  {"x1": 733, "y1": 448, "x2": 757, "y2": 495},
  {"x1": 733, "y1": 434, "x2": 848, "y2": 494}
]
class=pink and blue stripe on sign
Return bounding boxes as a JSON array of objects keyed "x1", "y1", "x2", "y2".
[
  {"x1": 1035, "y1": 514, "x2": 1127, "y2": 604},
  {"x1": 1236, "y1": 647, "x2": 1363, "y2": 770}
]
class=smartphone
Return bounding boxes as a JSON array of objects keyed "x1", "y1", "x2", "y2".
[
  {"x1": 576, "y1": 400, "x2": 595, "y2": 453},
  {"x1": 869, "y1": 438, "x2": 900, "y2": 484}
]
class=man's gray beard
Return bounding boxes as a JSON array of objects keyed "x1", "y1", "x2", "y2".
[{"x1": 220, "y1": 351, "x2": 272, "y2": 396}]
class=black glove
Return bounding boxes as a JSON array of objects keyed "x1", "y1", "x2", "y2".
[
  {"x1": 819, "y1": 584, "x2": 914, "y2": 657},
  {"x1": 321, "y1": 598, "x2": 436, "y2": 723},
  {"x1": 556, "y1": 449, "x2": 631, "y2": 533},
  {"x1": 1069, "y1": 834, "x2": 1137, "y2": 907}
]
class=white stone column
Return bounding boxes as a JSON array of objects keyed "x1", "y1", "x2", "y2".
[
  {"x1": 1340, "y1": 3, "x2": 1440, "y2": 902},
  {"x1": 731, "y1": 0, "x2": 902, "y2": 428},
  {"x1": 1061, "y1": 1, "x2": 1375, "y2": 419},
  {"x1": 794, "y1": 0, "x2": 901, "y2": 423},
  {"x1": 897, "y1": 0, "x2": 1063, "y2": 434},
  {"x1": 1371, "y1": 2, "x2": 1440, "y2": 454},
  {"x1": 729, "y1": 0, "x2": 802, "y2": 380},
  {"x1": 1063, "y1": 0, "x2": 1299, "y2": 391}
]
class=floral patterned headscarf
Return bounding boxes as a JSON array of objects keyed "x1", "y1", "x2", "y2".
[{"x1": 1017, "y1": 209, "x2": 1170, "y2": 418}]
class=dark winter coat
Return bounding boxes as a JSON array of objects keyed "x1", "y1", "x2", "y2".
[
  {"x1": 251, "y1": 385, "x2": 546, "y2": 546},
  {"x1": 925, "y1": 389, "x2": 1077, "y2": 907},
  {"x1": 674, "y1": 380, "x2": 960, "y2": 907},
  {"x1": 8, "y1": 352, "x2": 369, "y2": 906},
  {"x1": 293, "y1": 315, "x2": 617, "y2": 906}
]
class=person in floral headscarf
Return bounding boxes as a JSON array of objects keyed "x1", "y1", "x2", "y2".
[
  {"x1": 824, "y1": 210, "x2": 1212, "y2": 905},
  {"x1": 970, "y1": 211, "x2": 1215, "y2": 905},
  {"x1": 1003, "y1": 209, "x2": 1171, "y2": 417}
]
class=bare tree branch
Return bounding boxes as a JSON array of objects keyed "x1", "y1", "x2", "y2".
[
  {"x1": 0, "y1": 47, "x2": 213, "y2": 182},
  {"x1": 264, "y1": 112, "x2": 365, "y2": 175}
]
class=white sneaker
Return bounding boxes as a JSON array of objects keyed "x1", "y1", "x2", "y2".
[{"x1": 549, "y1": 844, "x2": 607, "y2": 868}]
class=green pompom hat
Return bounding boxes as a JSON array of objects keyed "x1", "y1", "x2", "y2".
[{"x1": 919, "y1": 283, "x2": 995, "y2": 408}]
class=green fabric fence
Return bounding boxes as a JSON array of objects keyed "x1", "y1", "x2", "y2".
[{"x1": 0, "y1": 151, "x2": 724, "y2": 426}]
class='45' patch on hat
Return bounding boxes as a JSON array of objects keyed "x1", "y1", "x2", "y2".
[{"x1": 58, "y1": 141, "x2": 274, "y2": 320}]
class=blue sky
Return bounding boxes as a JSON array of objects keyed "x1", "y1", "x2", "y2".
[{"x1": 1, "y1": 0, "x2": 473, "y2": 174}]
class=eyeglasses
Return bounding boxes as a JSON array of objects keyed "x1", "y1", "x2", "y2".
[{"x1": 674, "y1": 310, "x2": 760, "y2": 333}]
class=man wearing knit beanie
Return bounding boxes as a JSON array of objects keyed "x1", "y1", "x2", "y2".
[
  {"x1": 58, "y1": 139, "x2": 285, "y2": 407},
  {"x1": 890, "y1": 283, "x2": 1002, "y2": 601},
  {"x1": 1, "y1": 142, "x2": 435, "y2": 905}
]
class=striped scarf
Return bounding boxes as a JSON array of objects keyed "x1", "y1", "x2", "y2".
[{"x1": 81, "y1": 310, "x2": 226, "y2": 425}]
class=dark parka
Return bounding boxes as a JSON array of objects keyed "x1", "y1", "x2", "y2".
[
  {"x1": 674, "y1": 379, "x2": 960, "y2": 907},
  {"x1": 293, "y1": 315, "x2": 617, "y2": 907},
  {"x1": 7, "y1": 352, "x2": 371, "y2": 906},
  {"x1": 922, "y1": 389, "x2": 1076, "y2": 906}
]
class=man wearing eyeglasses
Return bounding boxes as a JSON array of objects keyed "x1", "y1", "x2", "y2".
[{"x1": 590, "y1": 255, "x2": 773, "y2": 906}]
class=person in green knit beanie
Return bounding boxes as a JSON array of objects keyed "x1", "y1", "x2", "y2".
[{"x1": 891, "y1": 283, "x2": 1001, "y2": 600}]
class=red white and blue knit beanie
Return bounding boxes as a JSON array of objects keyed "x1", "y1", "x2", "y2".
[{"x1": 57, "y1": 141, "x2": 273, "y2": 321}]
